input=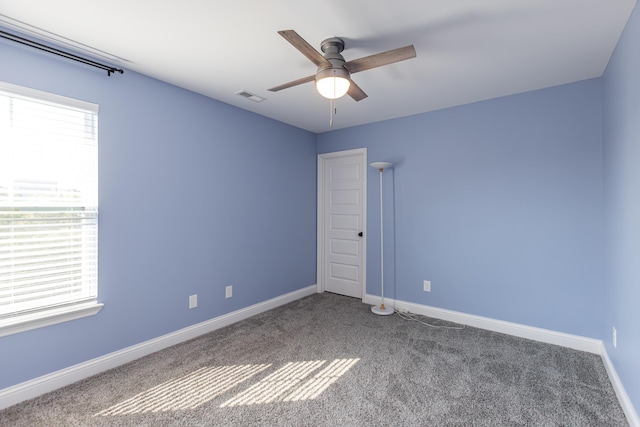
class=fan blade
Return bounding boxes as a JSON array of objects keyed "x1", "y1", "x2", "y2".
[
  {"x1": 348, "y1": 80, "x2": 368, "y2": 102},
  {"x1": 344, "y1": 45, "x2": 416, "y2": 74},
  {"x1": 268, "y1": 74, "x2": 316, "y2": 92},
  {"x1": 278, "y1": 30, "x2": 331, "y2": 68}
]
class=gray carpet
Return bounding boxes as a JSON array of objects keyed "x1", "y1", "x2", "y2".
[{"x1": 0, "y1": 293, "x2": 628, "y2": 426}]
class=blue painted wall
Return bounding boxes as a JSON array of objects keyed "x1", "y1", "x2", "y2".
[
  {"x1": 318, "y1": 80, "x2": 605, "y2": 339},
  {"x1": 0, "y1": 35, "x2": 317, "y2": 389},
  {"x1": 603, "y1": 1, "x2": 640, "y2": 411}
]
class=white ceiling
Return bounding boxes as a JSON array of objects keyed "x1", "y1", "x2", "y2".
[{"x1": 0, "y1": 0, "x2": 636, "y2": 133}]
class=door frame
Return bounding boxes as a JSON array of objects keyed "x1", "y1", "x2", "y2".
[{"x1": 316, "y1": 148, "x2": 367, "y2": 300}]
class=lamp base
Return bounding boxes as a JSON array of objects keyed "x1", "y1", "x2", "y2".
[{"x1": 371, "y1": 304, "x2": 394, "y2": 316}]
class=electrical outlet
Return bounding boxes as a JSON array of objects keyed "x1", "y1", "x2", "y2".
[
  {"x1": 189, "y1": 294, "x2": 197, "y2": 309},
  {"x1": 423, "y1": 280, "x2": 431, "y2": 292},
  {"x1": 226, "y1": 285, "x2": 233, "y2": 299},
  {"x1": 613, "y1": 326, "x2": 617, "y2": 348}
]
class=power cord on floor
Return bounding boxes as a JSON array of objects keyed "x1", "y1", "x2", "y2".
[{"x1": 394, "y1": 309, "x2": 466, "y2": 330}]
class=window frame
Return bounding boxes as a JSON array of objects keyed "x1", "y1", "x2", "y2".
[{"x1": 0, "y1": 82, "x2": 102, "y2": 337}]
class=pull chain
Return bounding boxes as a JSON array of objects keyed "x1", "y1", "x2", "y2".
[
  {"x1": 330, "y1": 99, "x2": 333, "y2": 126},
  {"x1": 329, "y1": 98, "x2": 336, "y2": 126}
]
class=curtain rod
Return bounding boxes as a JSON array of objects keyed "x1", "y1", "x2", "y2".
[{"x1": 0, "y1": 30, "x2": 124, "y2": 76}]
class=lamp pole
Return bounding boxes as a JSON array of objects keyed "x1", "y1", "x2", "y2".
[{"x1": 369, "y1": 162, "x2": 394, "y2": 316}]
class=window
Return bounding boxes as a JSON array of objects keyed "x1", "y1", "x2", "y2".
[{"x1": 0, "y1": 82, "x2": 102, "y2": 337}]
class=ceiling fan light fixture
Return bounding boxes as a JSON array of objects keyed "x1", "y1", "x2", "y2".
[{"x1": 316, "y1": 67, "x2": 350, "y2": 99}]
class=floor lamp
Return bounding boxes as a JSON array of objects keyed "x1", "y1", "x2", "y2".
[{"x1": 370, "y1": 162, "x2": 394, "y2": 316}]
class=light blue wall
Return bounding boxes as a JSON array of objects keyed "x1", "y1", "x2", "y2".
[
  {"x1": 0, "y1": 34, "x2": 317, "y2": 389},
  {"x1": 318, "y1": 80, "x2": 605, "y2": 338},
  {"x1": 603, "y1": 1, "x2": 640, "y2": 410}
]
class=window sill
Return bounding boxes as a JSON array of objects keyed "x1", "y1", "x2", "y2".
[{"x1": 0, "y1": 302, "x2": 104, "y2": 338}]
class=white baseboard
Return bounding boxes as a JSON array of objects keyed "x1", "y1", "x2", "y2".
[
  {"x1": 364, "y1": 294, "x2": 602, "y2": 353},
  {"x1": 365, "y1": 294, "x2": 639, "y2": 425},
  {"x1": 601, "y1": 344, "x2": 640, "y2": 427},
  {"x1": 0, "y1": 285, "x2": 316, "y2": 411}
]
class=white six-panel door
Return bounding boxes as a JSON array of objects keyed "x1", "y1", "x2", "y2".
[{"x1": 317, "y1": 149, "x2": 366, "y2": 299}]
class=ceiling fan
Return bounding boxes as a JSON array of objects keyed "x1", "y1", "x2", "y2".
[{"x1": 268, "y1": 30, "x2": 416, "y2": 101}]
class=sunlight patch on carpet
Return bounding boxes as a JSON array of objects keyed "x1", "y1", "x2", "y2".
[
  {"x1": 94, "y1": 363, "x2": 270, "y2": 416},
  {"x1": 95, "y1": 358, "x2": 359, "y2": 416},
  {"x1": 220, "y1": 358, "x2": 360, "y2": 406}
]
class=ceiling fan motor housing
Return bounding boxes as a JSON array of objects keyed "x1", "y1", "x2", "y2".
[{"x1": 317, "y1": 37, "x2": 350, "y2": 78}]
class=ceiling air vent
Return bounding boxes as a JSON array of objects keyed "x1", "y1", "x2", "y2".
[{"x1": 236, "y1": 90, "x2": 265, "y2": 103}]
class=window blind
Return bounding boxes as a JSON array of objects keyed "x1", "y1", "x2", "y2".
[{"x1": 0, "y1": 82, "x2": 98, "y2": 323}]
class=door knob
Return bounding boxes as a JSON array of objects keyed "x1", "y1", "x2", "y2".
[{"x1": 358, "y1": 232, "x2": 363, "y2": 237}]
